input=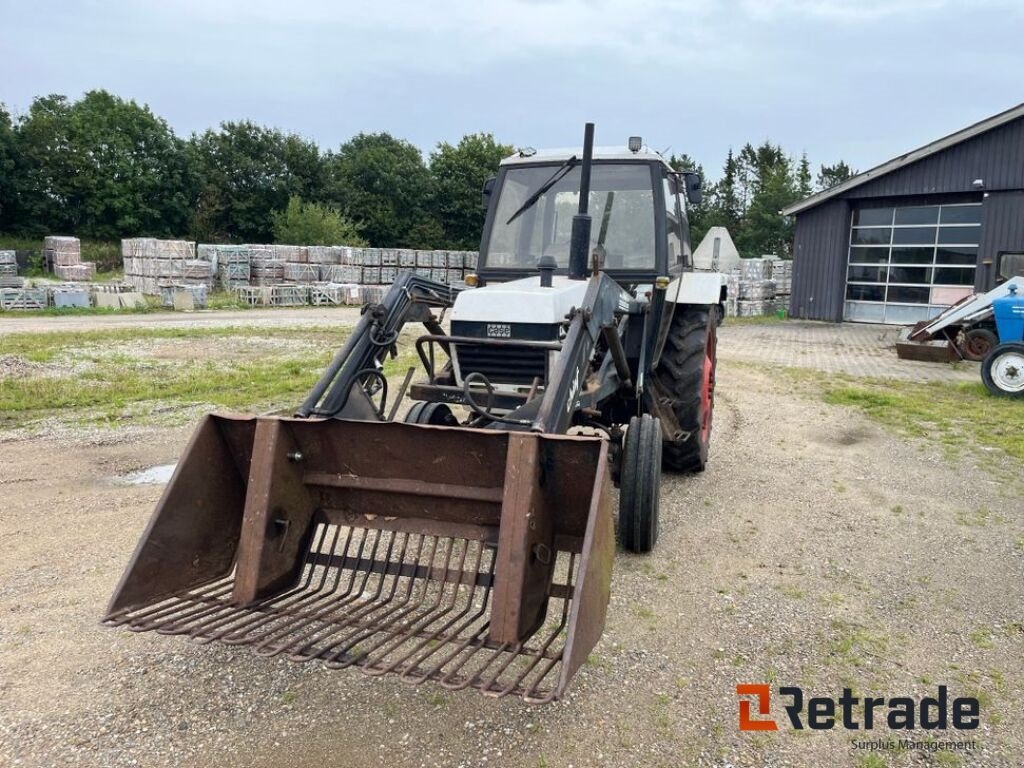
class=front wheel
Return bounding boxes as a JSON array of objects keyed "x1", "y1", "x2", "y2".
[
  {"x1": 656, "y1": 304, "x2": 719, "y2": 472},
  {"x1": 981, "y1": 342, "x2": 1024, "y2": 397},
  {"x1": 618, "y1": 414, "x2": 662, "y2": 554}
]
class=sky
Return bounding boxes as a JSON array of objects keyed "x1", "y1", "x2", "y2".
[{"x1": 1, "y1": 0, "x2": 1022, "y2": 180}]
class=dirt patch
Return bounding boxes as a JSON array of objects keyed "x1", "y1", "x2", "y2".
[{"x1": 1, "y1": 358, "x2": 1021, "y2": 768}]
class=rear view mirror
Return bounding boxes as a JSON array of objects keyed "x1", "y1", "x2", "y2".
[
  {"x1": 481, "y1": 176, "x2": 497, "y2": 209},
  {"x1": 682, "y1": 172, "x2": 703, "y2": 205}
]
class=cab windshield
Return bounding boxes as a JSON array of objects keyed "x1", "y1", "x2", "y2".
[{"x1": 483, "y1": 163, "x2": 657, "y2": 271}]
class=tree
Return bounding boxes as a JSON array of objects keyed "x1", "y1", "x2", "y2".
[
  {"x1": 189, "y1": 121, "x2": 323, "y2": 242},
  {"x1": 430, "y1": 133, "x2": 513, "y2": 249},
  {"x1": 796, "y1": 153, "x2": 813, "y2": 199},
  {"x1": 817, "y1": 160, "x2": 854, "y2": 191},
  {"x1": 272, "y1": 196, "x2": 365, "y2": 245},
  {"x1": 0, "y1": 104, "x2": 17, "y2": 231},
  {"x1": 11, "y1": 91, "x2": 193, "y2": 239},
  {"x1": 326, "y1": 132, "x2": 435, "y2": 248},
  {"x1": 669, "y1": 153, "x2": 711, "y2": 247}
]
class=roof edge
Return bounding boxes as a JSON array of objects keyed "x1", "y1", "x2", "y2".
[{"x1": 782, "y1": 102, "x2": 1024, "y2": 216}]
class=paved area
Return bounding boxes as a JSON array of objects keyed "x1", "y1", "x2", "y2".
[{"x1": 718, "y1": 319, "x2": 978, "y2": 382}]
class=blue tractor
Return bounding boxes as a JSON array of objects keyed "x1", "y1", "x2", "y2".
[{"x1": 982, "y1": 283, "x2": 1024, "y2": 397}]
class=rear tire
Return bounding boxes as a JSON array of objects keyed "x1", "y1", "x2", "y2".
[
  {"x1": 962, "y1": 327, "x2": 998, "y2": 361},
  {"x1": 619, "y1": 414, "x2": 662, "y2": 553},
  {"x1": 656, "y1": 304, "x2": 719, "y2": 472},
  {"x1": 981, "y1": 342, "x2": 1024, "y2": 398}
]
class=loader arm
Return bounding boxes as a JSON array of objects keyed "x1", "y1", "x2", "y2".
[{"x1": 298, "y1": 272, "x2": 457, "y2": 419}]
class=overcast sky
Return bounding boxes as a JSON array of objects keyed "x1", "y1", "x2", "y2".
[{"x1": 1, "y1": 0, "x2": 1021, "y2": 179}]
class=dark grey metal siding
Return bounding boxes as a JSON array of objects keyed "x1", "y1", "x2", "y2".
[
  {"x1": 978, "y1": 190, "x2": 1024, "y2": 289},
  {"x1": 789, "y1": 198, "x2": 849, "y2": 322},
  {"x1": 790, "y1": 114, "x2": 1024, "y2": 320},
  {"x1": 845, "y1": 117, "x2": 1024, "y2": 199}
]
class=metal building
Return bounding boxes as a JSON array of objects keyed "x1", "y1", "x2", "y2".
[{"x1": 784, "y1": 103, "x2": 1024, "y2": 324}]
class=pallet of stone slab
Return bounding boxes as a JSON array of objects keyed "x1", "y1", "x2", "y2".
[
  {"x1": 283, "y1": 263, "x2": 321, "y2": 283},
  {"x1": 380, "y1": 267, "x2": 398, "y2": 284},
  {"x1": 446, "y1": 269, "x2": 464, "y2": 285},
  {"x1": 738, "y1": 279, "x2": 776, "y2": 301},
  {"x1": 430, "y1": 268, "x2": 447, "y2": 284},
  {"x1": 272, "y1": 245, "x2": 308, "y2": 263},
  {"x1": 160, "y1": 283, "x2": 208, "y2": 309},
  {"x1": 0, "y1": 250, "x2": 16, "y2": 265},
  {"x1": 0, "y1": 287, "x2": 47, "y2": 310},
  {"x1": 360, "y1": 286, "x2": 385, "y2": 304},
  {"x1": 55, "y1": 263, "x2": 97, "y2": 281},
  {"x1": 269, "y1": 284, "x2": 309, "y2": 306},
  {"x1": 430, "y1": 250, "x2": 448, "y2": 268},
  {"x1": 0, "y1": 263, "x2": 17, "y2": 277},
  {"x1": 250, "y1": 259, "x2": 285, "y2": 281},
  {"x1": 44, "y1": 236, "x2": 81, "y2": 266},
  {"x1": 445, "y1": 252, "x2": 463, "y2": 269},
  {"x1": 0, "y1": 276, "x2": 25, "y2": 288},
  {"x1": 380, "y1": 249, "x2": 398, "y2": 267},
  {"x1": 463, "y1": 251, "x2": 479, "y2": 270},
  {"x1": 309, "y1": 283, "x2": 351, "y2": 306},
  {"x1": 51, "y1": 285, "x2": 92, "y2": 309},
  {"x1": 307, "y1": 246, "x2": 340, "y2": 265},
  {"x1": 181, "y1": 260, "x2": 214, "y2": 280},
  {"x1": 361, "y1": 267, "x2": 381, "y2": 285},
  {"x1": 235, "y1": 286, "x2": 271, "y2": 306},
  {"x1": 326, "y1": 264, "x2": 362, "y2": 283},
  {"x1": 361, "y1": 248, "x2": 381, "y2": 267},
  {"x1": 737, "y1": 299, "x2": 773, "y2": 317},
  {"x1": 340, "y1": 284, "x2": 363, "y2": 306},
  {"x1": 397, "y1": 249, "x2": 416, "y2": 268},
  {"x1": 415, "y1": 250, "x2": 433, "y2": 268}
]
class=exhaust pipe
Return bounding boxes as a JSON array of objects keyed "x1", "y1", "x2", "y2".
[{"x1": 568, "y1": 122, "x2": 595, "y2": 281}]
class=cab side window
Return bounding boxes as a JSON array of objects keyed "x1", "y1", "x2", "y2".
[{"x1": 664, "y1": 176, "x2": 684, "y2": 265}]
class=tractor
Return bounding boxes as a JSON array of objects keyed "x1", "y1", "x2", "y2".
[{"x1": 104, "y1": 124, "x2": 726, "y2": 703}]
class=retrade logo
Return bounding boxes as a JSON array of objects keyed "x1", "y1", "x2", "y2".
[
  {"x1": 736, "y1": 684, "x2": 980, "y2": 732},
  {"x1": 736, "y1": 684, "x2": 778, "y2": 731}
]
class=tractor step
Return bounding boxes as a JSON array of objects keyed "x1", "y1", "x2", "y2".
[{"x1": 103, "y1": 414, "x2": 613, "y2": 703}]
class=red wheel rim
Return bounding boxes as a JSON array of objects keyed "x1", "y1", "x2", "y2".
[{"x1": 700, "y1": 323, "x2": 717, "y2": 444}]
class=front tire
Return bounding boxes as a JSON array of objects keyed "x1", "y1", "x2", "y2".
[
  {"x1": 656, "y1": 304, "x2": 719, "y2": 472},
  {"x1": 981, "y1": 342, "x2": 1024, "y2": 397},
  {"x1": 619, "y1": 414, "x2": 662, "y2": 554}
]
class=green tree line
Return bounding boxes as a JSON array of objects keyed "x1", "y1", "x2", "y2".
[{"x1": 0, "y1": 90, "x2": 854, "y2": 256}]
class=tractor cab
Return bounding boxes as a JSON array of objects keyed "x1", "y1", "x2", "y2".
[{"x1": 476, "y1": 144, "x2": 702, "y2": 287}]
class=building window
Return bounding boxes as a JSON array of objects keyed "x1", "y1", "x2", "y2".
[{"x1": 844, "y1": 203, "x2": 981, "y2": 324}]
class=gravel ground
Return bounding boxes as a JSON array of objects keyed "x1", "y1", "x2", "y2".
[{"x1": 1, "y1": 325, "x2": 1022, "y2": 767}]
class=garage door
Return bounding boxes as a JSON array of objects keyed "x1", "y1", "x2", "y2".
[{"x1": 844, "y1": 203, "x2": 981, "y2": 324}]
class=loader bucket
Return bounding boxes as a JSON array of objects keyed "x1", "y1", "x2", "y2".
[{"x1": 104, "y1": 414, "x2": 614, "y2": 703}]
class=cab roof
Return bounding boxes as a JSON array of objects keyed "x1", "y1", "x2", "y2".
[{"x1": 500, "y1": 145, "x2": 674, "y2": 169}]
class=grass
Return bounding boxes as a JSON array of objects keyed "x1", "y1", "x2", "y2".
[
  {"x1": 828, "y1": 619, "x2": 889, "y2": 668},
  {"x1": 778, "y1": 367, "x2": 1024, "y2": 463},
  {"x1": 0, "y1": 326, "x2": 350, "y2": 428}
]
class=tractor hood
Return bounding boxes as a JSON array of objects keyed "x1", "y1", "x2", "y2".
[{"x1": 451, "y1": 276, "x2": 590, "y2": 325}]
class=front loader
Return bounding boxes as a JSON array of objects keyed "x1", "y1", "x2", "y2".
[{"x1": 104, "y1": 124, "x2": 726, "y2": 703}]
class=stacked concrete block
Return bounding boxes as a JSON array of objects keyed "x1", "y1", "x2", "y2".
[
  {"x1": 45, "y1": 236, "x2": 97, "y2": 281},
  {"x1": 724, "y1": 258, "x2": 785, "y2": 318},
  {"x1": 122, "y1": 238, "x2": 201, "y2": 294},
  {"x1": 283, "y1": 263, "x2": 321, "y2": 283},
  {"x1": 0, "y1": 251, "x2": 22, "y2": 288}
]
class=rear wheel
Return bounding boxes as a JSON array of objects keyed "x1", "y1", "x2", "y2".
[
  {"x1": 962, "y1": 327, "x2": 998, "y2": 361},
  {"x1": 981, "y1": 342, "x2": 1024, "y2": 397},
  {"x1": 656, "y1": 304, "x2": 719, "y2": 472},
  {"x1": 619, "y1": 414, "x2": 662, "y2": 553},
  {"x1": 404, "y1": 402, "x2": 459, "y2": 425}
]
